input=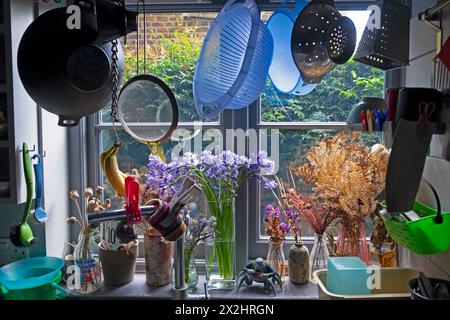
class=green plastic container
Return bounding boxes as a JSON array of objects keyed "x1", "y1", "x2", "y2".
[
  {"x1": 384, "y1": 201, "x2": 450, "y2": 255},
  {"x1": 0, "y1": 271, "x2": 66, "y2": 300}
]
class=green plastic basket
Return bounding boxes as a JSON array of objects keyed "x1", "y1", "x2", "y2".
[{"x1": 384, "y1": 180, "x2": 450, "y2": 255}]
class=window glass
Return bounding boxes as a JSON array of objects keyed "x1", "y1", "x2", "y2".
[
  {"x1": 100, "y1": 12, "x2": 219, "y2": 123},
  {"x1": 260, "y1": 11, "x2": 384, "y2": 123}
]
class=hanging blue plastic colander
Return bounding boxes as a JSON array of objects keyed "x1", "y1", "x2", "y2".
[
  {"x1": 267, "y1": 0, "x2": 317, "y2": 95},
  {"x1": 193, "y1": 0, "x2": 274, "y2": 120}
]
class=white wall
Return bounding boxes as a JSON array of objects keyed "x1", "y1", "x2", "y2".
[
  {"x1": 398, "y1": 0, "x2": 450, "y2": 280},
  {"x1": 0, "y1": 1, "x2": 70, "y2": 266}
]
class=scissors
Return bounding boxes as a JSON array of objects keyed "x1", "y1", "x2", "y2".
[{"x1": 417, "y1": 101, "x2": 436, "y2": 132}]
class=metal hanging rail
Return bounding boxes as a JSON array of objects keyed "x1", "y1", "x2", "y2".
[{"x1": 419, "y1": 0, "x2": 450, "y2": 23}]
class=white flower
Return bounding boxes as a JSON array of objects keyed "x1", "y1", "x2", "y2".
[
  {"x1": 181, "y1": 152, "x2": 199, "y2": 166},
  {"x1": 221, "y1": 150, "x2": 237, "y2": 166},
  {"x1": 201, "y1": 150, "x2": 217, "y2": 165}
]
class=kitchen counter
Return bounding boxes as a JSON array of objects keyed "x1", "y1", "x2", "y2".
[{"x1": 65, "y1": 274, "x2": 320, "y2": 300}]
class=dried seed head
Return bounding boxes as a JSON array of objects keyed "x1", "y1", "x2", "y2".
[
  {"x1": 69, "y1": 190, "x2": 80, "y2": 201},
  {"x1": 84, "y1": 187, "x2": 94, "y2": 199},
  {"x1": 87, "y1": 199, "x2": 97, "y2": 213},
  {"x1": 103, "y1": 199, "x2": 112, "y2": 208},
  {"x1": 67, "y1": 217, "x2": 79, "y2": 224},
  {"x1": 95, "y1": 186, "x2": 104, "y2": 196}
]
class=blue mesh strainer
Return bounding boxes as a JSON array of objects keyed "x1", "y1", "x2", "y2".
[
  {"x1": 193, "y1": 0, "x2": 274, "y2": 119},
  {"x1": 267, "y1": 0, "x2": 317, "y2": 95}
]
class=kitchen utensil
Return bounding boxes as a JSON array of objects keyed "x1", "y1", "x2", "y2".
[
  {"x1": 361, "y1": 111, "x2": 368, "y2": 131},
  {"x1": 72, "y1": 0, "x2": 138, "y2": 44},
  {"x1": 116, "y1": 3, "x2": 179, "y2": 146},
  {"x1": 32, "y1": 154, "x2": 47, "y2": 223},
  {"x1": 382, "y1": 183, "x2": 450, "y2": 255},
  {"x1": 18, "y1": 7, "x2": 125, "y2": 126},
  {"x1": 0, "y1": 256, "x2": 64, "y2": 292},
  {"x1": 434, "y1": 282, "x2": 450, "y2": 300},
  {"x1": 396, "y1": 88, "x2": 443, "y2": 122},
  {"x1": 366, "y1": 110, "x2": 374, "y2": 132},
  {"x1": 347, "y1": 98, "x2": 385, "y2": 124},
  {"x1": 420, "y1": 272, "x2": 435, "y2": 299},
  {"x1": 326, "y1": 16, "x2": 357, "y2": 65},
  {"x1": 267, "y1": 0, "x2": 317, "y2": 95},
  {"x1": 386, "y1": 87, "x2": 401, "y2": 121},
  {"x1": 385, "y1": 120, "x2": 434, "y2": 214},
  {"x1": 117, "y1": 75, "x2": 179, "y2": 146},
  {"x1": 291, "y1": 0, "x2": 341, "y2": 84},
  {"x1": 193, "y1": 0, "x2": 274, "y2": 119},
  {"x1": 124, "y1": 176, "x2": 141, "y2": 224},
  {"x1": 9, "y1": 143, "x2": 35, "y2": 247},
  {"x1": 409, "y1": 277, "x2": 450, "y2": 300},
  {"x1": 354, "y1": 0, "x2": 410, "y2": 70}
]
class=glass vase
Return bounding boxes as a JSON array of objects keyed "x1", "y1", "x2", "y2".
[
  {"x1": 73, "y1": 229, "x2": 102, "y2": 294},
  {"x1": 309, "y1": 234, "x2": 329, "y2": 282},
  {"x1": 266, "y1": 240, "x2": 286, "y2": 279},
  {"x1": 336, "y1": 216, "x2": 369, "y2": 263},
  {"x1": 185, "y1": 255, "x2": 198, "y2": 292},
  {"x1": 205, "y1": 200, "x2": 236, "y2": 290}
]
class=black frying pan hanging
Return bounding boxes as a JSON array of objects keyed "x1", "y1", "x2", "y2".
[{"x1": 17, "y1": 7, "x2": 128, "y2": 126}]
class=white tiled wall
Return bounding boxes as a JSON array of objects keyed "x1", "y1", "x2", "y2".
[{"x1": 398, "y1": 0, "x2": 450, "y2": 281}]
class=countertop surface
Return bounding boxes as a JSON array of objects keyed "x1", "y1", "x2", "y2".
[{"x1": 66, "y1": 274, "x2": 320, "y2": 300}]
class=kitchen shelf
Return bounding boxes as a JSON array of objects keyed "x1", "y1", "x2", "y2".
[{"x1": 0, "y1": 140, "x2": 8, "y2": 147}]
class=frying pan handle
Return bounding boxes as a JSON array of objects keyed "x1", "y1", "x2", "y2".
[{"x1": 58, "y1": 116, "x2": 81, "y2": 127}]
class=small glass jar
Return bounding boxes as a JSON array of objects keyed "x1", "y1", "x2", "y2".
[
  {"x1": 266, "y1": 240, "x2": 286, "y2": 279},
  {"x1": 185, "y1": 255, "x2": 198, "y2": 291},
  {"x1": 73, "y1": 229, "x2": 102, "y2": 294}
]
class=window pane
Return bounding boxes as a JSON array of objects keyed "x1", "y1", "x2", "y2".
[
  {"x1": 260, "y1": 10, "x2": 384, "y2": 123},
  {"x1": 101, "y1": 12, "x2": 219, "y2": 123},
  {"x1": 259, "y1": 129, "x2": 382, "y2": 238},
  {"x1": 100, "y1": 128, "x2": 222, "y2": 206}
]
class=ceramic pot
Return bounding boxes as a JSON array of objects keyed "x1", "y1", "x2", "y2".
[
  {"x1": 288, "y1": 244, "x2": 310, "y2": 285},
  {"x1": 98, "y1": 240, "x2": 138, "y2": 286},
  {"x1": 144, "y1": 234, "x2": 174, "y2": 287}
]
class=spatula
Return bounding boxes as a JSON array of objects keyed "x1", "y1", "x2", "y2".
[{"x1": 32, "y1": 154, "x2": 47, "y2": 223}]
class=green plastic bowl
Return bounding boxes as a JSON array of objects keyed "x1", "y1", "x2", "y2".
[{"x1": 0, "y1": 271, "x2": 65, "y2": 300}]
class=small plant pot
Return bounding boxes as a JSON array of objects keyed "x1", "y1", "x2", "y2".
[
  {"x1": 98, "y1": 240, "x2": 138, "y2": 286},
  {"x1": 144, "y1": 234, "x2": 174, "y2": 287}
]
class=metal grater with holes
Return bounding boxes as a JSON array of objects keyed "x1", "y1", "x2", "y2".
[{"x1": 354, "y1": 0, "x2": 410, "y2": 71}]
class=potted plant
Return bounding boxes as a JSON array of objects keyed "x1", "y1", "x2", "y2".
[{"x1": 98, "y1": 219, "x2": 139, "y2": 286}]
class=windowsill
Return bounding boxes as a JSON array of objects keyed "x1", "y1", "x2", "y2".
[{"x1": 65, "y1": 274, "x2": 320, "y2": 300}]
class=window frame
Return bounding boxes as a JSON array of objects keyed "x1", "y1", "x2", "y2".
[{"x1": 78, "y1": 0, "x2": 405, "y2": 268}]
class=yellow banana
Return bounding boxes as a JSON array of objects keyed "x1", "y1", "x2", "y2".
[
  {"x1": 100, "y1": 144, "x2": 116, "y2": 172},
  {"x1": 101, "y1": 142, "x2": 127, "y2": 197}
]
